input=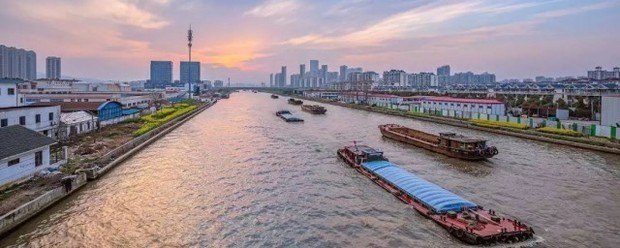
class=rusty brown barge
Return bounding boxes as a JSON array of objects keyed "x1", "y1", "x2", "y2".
[{"x1": 379, "y1": 124, "x2": 498, "y2": 160}]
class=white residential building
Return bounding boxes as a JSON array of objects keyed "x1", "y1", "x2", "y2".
[
  {"x1": 0, "y1": 125, "x2": 63, "y2": 188},
  {"x1": 1, "y1": 79, "x2": 25, "y2": 108},
  {"x1": 0, "y1": 105, "x2": 61, "y2": 138},
  {"x1": 422, "y1": 97, "x2": 505, "y2": 115}
]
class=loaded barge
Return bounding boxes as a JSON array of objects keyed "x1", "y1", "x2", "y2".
[
  {"x1": 379, "y1": 124, "x2": 498, "y2": 160},
  {"x1": 337, "y1": 145, "x2": 534, "y2": 245},
  {"x1": 276, "y1": 110, "x2": 304, "y2": 122},
  {"x1": 288, "y1": 98, "x2": 303, "y2": 105},
  {"x1": 301, "y1": 104, "x2": 327, "y2": 114}
]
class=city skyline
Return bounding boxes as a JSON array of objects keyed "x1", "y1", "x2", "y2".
[{"x1": 1, "y1": 0, "x2": 619, "y2": 83}]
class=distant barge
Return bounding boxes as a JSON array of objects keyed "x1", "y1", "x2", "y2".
[
  {"x1": 288, "y1": 98, "x2": 303, "y2": 105},
  {"x1": 276, "y1": 110, "x2": 304, "y2": 122},
  {"x1": 271, "y1": 94, "x2": 279, "y2": 99},
  {"x1": 301, "y1": 105, "x2": 327, "y2": 114},
  {"x1": 337, "y1": 145, "x2": 534, "y2": 245},
  {"x1": 379, "y1": 124, "x2": 498, "y2": 160}
]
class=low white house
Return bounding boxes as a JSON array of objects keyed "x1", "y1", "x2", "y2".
[
  {"x1": 59, "y1": 111, "x2": 98, "y2": 140},
  {"x1": 421, "y1": 97, "x2": 506, "y2": 116},
  {"x1": 0, "y1": 125, "x2": 62, "y2": 188}
]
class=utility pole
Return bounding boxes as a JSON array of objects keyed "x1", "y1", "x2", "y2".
[{"x1": 187, "y1": 25, "x2": 193, "y2": 99}]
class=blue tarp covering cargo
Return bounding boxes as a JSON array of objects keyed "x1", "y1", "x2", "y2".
[{"x1": 361, "y1": 161, "x2": 477, "y2": 213}]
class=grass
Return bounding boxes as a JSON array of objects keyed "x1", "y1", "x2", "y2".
[
  {"x1": 133, "y1": 103, "x2": 197, "y2": 137},
  {"x1": 471, "y1": 119, "x2": 529, "y2": 129},
  {"x1": 536, "y1": 127, "x2": 583, "y2": 137}
]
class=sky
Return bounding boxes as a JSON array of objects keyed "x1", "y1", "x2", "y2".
[{"x1": 1, "y1": 0, "x2": 619, "y2": 84}]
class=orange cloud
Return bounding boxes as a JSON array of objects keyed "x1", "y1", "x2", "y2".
[{"x1": 192, "y1": 41, "x2": 272, "y2": 70}]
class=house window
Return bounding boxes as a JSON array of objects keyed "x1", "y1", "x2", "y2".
[
  {"x1": 0, "y1": 119, "x2": 7, "y2": 127},
  {"x1": 36, "y1": 114, "x2": 41, "y2": 123},
  {"x1": 19, "y1": 116, "x2": 26, "y2": 125},
  {"x1": 43, "y1": 130, "x2": 49, "y2": 136},
  {"x1": 35, "y1": 151, "x2": 43, "y2": 167},
  {"x1": 8, "y1": 88, "x2": 15, "y2": 95},
  {"x1": 8, "y1": 158, "x2": 20, "y2": 166},
  {"x1": 49, "y1": 112, "x2": 54, "y2": 121}
]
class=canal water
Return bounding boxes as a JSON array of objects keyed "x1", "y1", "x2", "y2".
[{"x1": 2, "y1": 92, "x2": 619, "y2": 248}]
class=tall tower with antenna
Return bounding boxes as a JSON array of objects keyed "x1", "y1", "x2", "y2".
[{"x1": 187, "y1": 25, "x2": 193, "y2": 99}]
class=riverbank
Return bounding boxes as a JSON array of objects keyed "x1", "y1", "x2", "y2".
[
  {"x1": 0, "y1": 101, "x2": 215, "y2": 238},
  {"x1": 295, "y1": 95, "x2": 620, "y2": 155}
]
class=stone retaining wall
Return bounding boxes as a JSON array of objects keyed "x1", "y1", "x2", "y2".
[{"x1": 0, "y1": 173, "x2": 87, "y2": 237}]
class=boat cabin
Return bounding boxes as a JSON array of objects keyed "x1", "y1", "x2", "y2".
[
  {"x1": 438, "y1": 132, "x2": 488, "y2": 151},
  {"x1": 344, "y1": 145, "x2": 387, "y2": 163}
]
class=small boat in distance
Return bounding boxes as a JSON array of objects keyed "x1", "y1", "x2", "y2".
[
  {"x1": 288, "y1": 98, "x2": 303, "y2": 105},
  {"x1": 301, "y1": 104, "x2": 327, "y2": 114},
  {"x1": 271, "y1": 94, "x2": 279, "y2": 99},
  {"x1": 379, "y1": 124, "x2": 498, "y2": 160},
  {"x1": 337, "y1": 144, "x2": 534, "y2": 245},
  {"x1": 276, "y1": 110, "x2": 304, "y2": 122}
]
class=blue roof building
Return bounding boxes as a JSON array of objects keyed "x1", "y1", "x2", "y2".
[{"x1": 96, "y1": 101, "x2": 123, "y2": 121}]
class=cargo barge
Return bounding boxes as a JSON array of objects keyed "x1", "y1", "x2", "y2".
[
  {"x1": 276, "y1": 110, "x2": 304, "y2": 122},
  {"x1": 301, "y1": 104, "x2": 327, "y2": 114},
  {"x1": 337, "y1": 144, "x2": 534, "y2": 245},
  {"x1": 288, "y1": 98, "x2": 303, "y2": 105},
  {"x1": 379, "y1": 124, "x2": 498, "y2": 160},
  {"x1": 271, "y1": 94, "x2": 279, "y2": 99}
]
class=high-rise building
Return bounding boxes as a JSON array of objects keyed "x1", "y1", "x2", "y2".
[
  {"x1": 383, "y1": 70, "x2": 407, "y2": 87},
  {"x1": 437, "y1": 65, "x2": 450, "y2": 85},
  {"x1": 408, "y1": 72, "x2": 437, "y2": 88},
  {"x1": 0, "y1": 45, "x2": 37, "y2": 80},
  {"x1": 339, "y1": 65, "x2": 348, "y2": 81},
  {"x1": 148, "y1": 61, "x2": 173, "y2": 89},
  {"x1": 280, "y1": 66, "x2": 287, "y2": 87},
  {"x1": 300, "y1": 64, "x2": 305, "y2": 77},
  {"x1": 588, "y1": 66, "x2": 620, "y2": 80},
  {"x1": 274, "y1": 73, "x2": 282, "y2": 86},
  {"x1": 269, "y1": 73, "x2": 274, "y2": 87},
  {"x1": 310, "y1": 60, "x2": 319, "y2": 73},
  {"x1": 320, "y1": 65, "x2": 328, "y2": 81},
  {"x1": 180, "y1": 61, "x2": 200, "y2": 85},
  {"x1": 46, "y1": 56, "x2": 61, "y2": 79}
]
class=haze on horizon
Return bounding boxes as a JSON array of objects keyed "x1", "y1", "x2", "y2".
[{"x1": 1, "y1": 0, "x2": 618, "y2": 84}]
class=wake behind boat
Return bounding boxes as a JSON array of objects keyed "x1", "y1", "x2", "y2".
[{"x1": 379, "y1": 124, "x2": 498, "y2": 160}]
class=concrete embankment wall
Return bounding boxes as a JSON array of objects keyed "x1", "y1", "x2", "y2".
[
  {"x1": 0, "y1": 102, "x2": 214, "y2": 238},
  {"x1": 95, "y1": 102, "x2": 213, "y2": 177},
  {"x1": 0, "y1": 173, "x2": 87, "y2": 237},
  {"x1": 297, "y1": 96, "x2": 620, "y2": 155}
]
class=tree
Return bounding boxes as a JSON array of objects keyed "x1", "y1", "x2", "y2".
[
  {"x1": 149, "y1": 92, "x2": 166, "y2": 117},
  {"x1": 555, "y1": 98, "x2": 568, "y2": 109}
]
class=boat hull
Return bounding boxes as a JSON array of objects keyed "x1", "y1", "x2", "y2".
[
  {"x1": 379, "y1": 124, "x2": 495, "y2": 161},
  {"x1": 301, "y1": 105, "x2": 327, "y2": 114},
  {"x1": 337, "y1": 148, "x2": 534, "y2": 245}
]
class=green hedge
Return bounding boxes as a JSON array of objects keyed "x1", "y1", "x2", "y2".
[
  {"x1": 536, "y1": 127, "x2": 582, "y2": 137},
  {"x1": 133, "y1": 105, "x2": 197, "y2": 137},
  {"x1": 471, "y1": 119, "x2": 529, "y2": 129}
]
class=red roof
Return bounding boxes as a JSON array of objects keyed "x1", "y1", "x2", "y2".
[{"x1": 424, "y1": 97, "x2": 503, "y2": 104}]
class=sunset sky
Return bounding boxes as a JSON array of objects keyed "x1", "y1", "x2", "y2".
[{"x1": 1, "y1": 0, "x2": 618, "y2": 83}]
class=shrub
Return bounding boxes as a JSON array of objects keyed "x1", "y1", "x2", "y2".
[
  {"x1": 133, "y1": 105, "x2": 197, "y2": 137},
  {"x1": 471, "y1": 119, "x2": 529, "y2": 129},
  {"x1": 536, "y1": 127, "x2": 582, "y2": 137}
]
